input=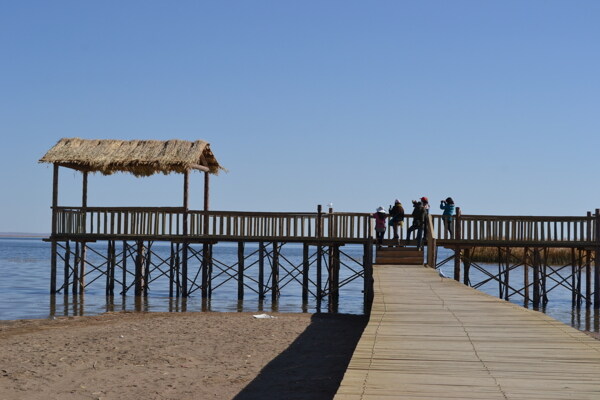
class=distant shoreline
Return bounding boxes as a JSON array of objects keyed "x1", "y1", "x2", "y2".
[{"x1": 0, "y1": 233, "x2": 48, "y2": 238}]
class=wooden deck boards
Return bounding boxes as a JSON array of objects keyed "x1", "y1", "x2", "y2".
[{"x1": 335, "y1": 265, "x2": 600, "y2": 399}]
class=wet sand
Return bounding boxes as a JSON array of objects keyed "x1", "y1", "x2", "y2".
[{"x1": 0, "y1": 312, "x2": 367, "y2": 400}]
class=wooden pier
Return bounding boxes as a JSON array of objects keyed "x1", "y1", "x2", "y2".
[
  {"x1": 39, "y1": 138, "x2": 600, "y2": 312},
  {"x1": 335, "y1": 264, "x2": 600, "y2": 399}
]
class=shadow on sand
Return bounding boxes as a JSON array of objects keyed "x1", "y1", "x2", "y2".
[{"x1": 234, "y1": 313, "x2": 368, "y2": 400}]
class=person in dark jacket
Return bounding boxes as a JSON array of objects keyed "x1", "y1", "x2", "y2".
[
  {"x1": 440, "y1": 197, "x2": 456, "y2": 239},
  {"x1": 388, "y1": 199, "x2": 405, "y2": 241},
  {"x1": 406, "y1": 200, "x2": 425, "y2": 250}
]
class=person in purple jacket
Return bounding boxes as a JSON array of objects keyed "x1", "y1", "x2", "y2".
[{"x1": 371, "y1": 206, "x2": 388, "y2": 248}]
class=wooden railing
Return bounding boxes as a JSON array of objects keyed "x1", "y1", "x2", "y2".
[
  {"x1": 444, "y1": 214, "x2": 597, "y2": 243},
  {"x1": 53, "y1": 207, "x2": 374, "y2": 241},
  {"x1": 53, "y1": 206, "x2": 599, "y2": 244}
]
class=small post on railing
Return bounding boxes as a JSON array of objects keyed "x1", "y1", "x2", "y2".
[
  {"x1": 328, "y1": 205, "x2": 334, "y2": 238},
  {"x1": 317, "y1": 205, "x2": 323, "y2": 238},
  {"x1": 455, "y1": 207, "x2": 462, "y2": 240},
  {"x1": 594, "y1": 209, "x2": 600, "y2": 309}
]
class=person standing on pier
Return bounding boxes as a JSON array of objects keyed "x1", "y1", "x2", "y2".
[
  {"x1": 406, "y1": 200, "x2": 425, "y2": 250},
  {"x1": 388, "y1": 199, "x2": 405, "y2": 242},
  {"x1": 440, "y1": 197, "x2": 456, "y2": 239},
  {"x1": 372, "y1": 207, "x2": 388, "y2": 249}
]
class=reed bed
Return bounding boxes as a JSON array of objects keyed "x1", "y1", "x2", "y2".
[{"x1": 469, "y1": 247, "x2": 590, "y2": 265}]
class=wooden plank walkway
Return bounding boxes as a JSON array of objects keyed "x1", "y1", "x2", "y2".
[{"x1": 335, "y1": 265, "x2": 600, "y2": 399}]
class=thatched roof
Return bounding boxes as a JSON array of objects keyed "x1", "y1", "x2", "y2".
[{"x1": 39, "y1": 138, "x2": 224, "y2": 177}]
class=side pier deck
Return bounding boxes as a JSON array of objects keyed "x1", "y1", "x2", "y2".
[{"x1": 335, "y1": 265, "x2": 600, "y2": 399}]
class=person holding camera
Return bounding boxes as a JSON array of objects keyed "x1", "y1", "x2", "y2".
[{"x1": 440, "y1": 197, "x2": 456, "y2": 239}]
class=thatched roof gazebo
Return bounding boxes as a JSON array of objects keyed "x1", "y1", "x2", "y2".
[
  {"x1": 40, "y1": 137, "x2": 224, "y2": 234},
  {"x1": 39, "y1": 138, "x2": 223, "y2": 177},
  {"x1": 39, "y1": 138, "x2": 224, "y2": 296}
]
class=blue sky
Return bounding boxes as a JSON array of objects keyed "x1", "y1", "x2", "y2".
[{"x1": 1, "y1": 1, "x2": 599, "y2": 233}]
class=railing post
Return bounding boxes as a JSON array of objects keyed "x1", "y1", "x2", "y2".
[
  {"x1": 455, "y1": 207, "x2": 462, "y2": 240},
  {"x1": 317, "y1": 205, "x2": 323, "y2": 238},
  {"x1": 426, "y1": 214, "x2": 437, "y2": 268},
  {"x1": 328, "y1": 205, "x2": 334, "y2": 239}
]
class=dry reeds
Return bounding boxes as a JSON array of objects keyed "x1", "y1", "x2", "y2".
[
  {"x1": 39, "y1": 138, "x2": 224, "y2": 177},
  {"x1": 469, "y1": 247, "x2": 586, "y2": 265}
]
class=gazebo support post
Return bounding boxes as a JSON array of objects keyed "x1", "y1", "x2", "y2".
[
  {"x1": 79, "y1": 171, "x2": 88, "y2": 294},
  {"x1": 182, "y1": 170, "x2": 189, "y2": 297},
  {"x1": 50, "y1": 164, "x2": 59, "y2": 294}
]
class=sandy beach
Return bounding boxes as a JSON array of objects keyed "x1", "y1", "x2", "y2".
[{"x1": 0, "y1": 312, "x2": 367, "y2": 400}]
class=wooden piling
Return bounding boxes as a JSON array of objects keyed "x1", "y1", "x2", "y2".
[
  {"x1": 498, "y1": 247, "x2": 503, "y2": 299},
  {"x1": 175, "y1": 243, "x2": 181, "y2": 298},
  {"x1": 453, "y1": 247, "x2": 461, "y2": 281},
  {"x1": 169, "y1": 243, "x2": 175, "y2": 298},
  {"x1": 206, "y1": 244, "x2": 213, "y2": 298},
  {"x1": 238, "y1": 241, "x2": 244, "y2": 301},
  {"x1": 504, "y1": 247, "x2": 510, "y2": 301},
  {"x1": 576, "y1": 249, "x2": 582, "y2": 308},
  {"x1": 533, "y1": 248, "x2": 540, "y2": 307},
  {"x1": 201, "y1": 243, "x2": 210, "y2": 299},
  {"x1": 258, "y1": 242, "x2": 265, "y2": 300},
  {"x1": 72, "y1": 242, "x2": 79, "y2": 295},
  {"x1": 463, "y1": 248, "x2": 471, "y2": 286},
  {"x1": 524, "y1": 247, "x2": 530, "y2": 305},
  {"x1": 571, "y1": 248, "x2": 577, "y2": 307},
  {"x1": 271, "y1": 242, "x2": 279, "y2": 303},
  {"x1": 79, "y1": 242, "x2": 86, "y2": 294},
  {"x1": 586, "y1": 249, "x2": 592, "y2": 308},
  {"x1": 105, "y1": 241, "x2": 111, "y2": 296},
  {"x1": 144, "y1": 242, "x2": 151, "y2": 297},
  {"x1": 122, "y1": 241, "x2": 127, "y2": 296},
  {"x1": 64, "y1": 241, "x2": 70, "y2": 296},
  {"x1": 135, "y1": 241, "x2": 144, "y2": 297},
  {"x1": 302, "y1": 243, "x2": 309, "y2": 303},
  {"x1": 317, "y1": 245, "x2": 323, "y2": 299},
  {"x1": 595, "y1": 209, "x2": 600, "y2": 309},
  {"x1": 363, "y1": 239, "x2": 374, "y2": 310},
  {"x1": 329, "y1": 245, "x2": 340, "y2": 310}
]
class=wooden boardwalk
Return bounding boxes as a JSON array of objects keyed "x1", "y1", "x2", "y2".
[{"x1": 335, "y1": 265, "x2": 600, "y2": 399}]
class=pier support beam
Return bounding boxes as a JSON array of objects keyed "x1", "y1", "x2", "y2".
[
  {"x1": 237, "y1": 241, "x2": 244, "y2": 301},
  {"x1": 453, "y1": 247, "x2": 461, "y2": 281},
  {"x1": 271, "y1": 242, "x2": 279, "y2": 303},
  {"x1": 258, "y1": 242, "x2": 265, "y2": 300},
  {"x1": 302, "y1": 243, "x2": 309, "y2": 304},
  {"x1": 595, "y1": 209, "x2": 600, "y2": 309},
  {"x1": 363, "y1": 239, "x2": 374, "y2": 312},
  {"x1": 463, "y1": 248, "x2": 471, "y2": 286}
]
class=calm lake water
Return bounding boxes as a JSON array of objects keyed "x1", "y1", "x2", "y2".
[{"x1": 0, "y1": 238, "x2": 598, "y2": 333}]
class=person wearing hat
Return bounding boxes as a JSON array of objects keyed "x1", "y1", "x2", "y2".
[
  {"x1": 388, "y1": 199, "x2": 405, "y2": 242},
  {"x1": 371, "y1": 206, "x2": 388, "y2": 248},
  {"x1": 406, "y1": 200, "x2": 425, "y2": 250},
  {"x1": 440, "y1": 197, "x2": 456, "y2": 238}
]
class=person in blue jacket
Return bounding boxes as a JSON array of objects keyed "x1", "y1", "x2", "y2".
[{"x1": 440, "y1": 197, "x2": 456, "y2": 239}]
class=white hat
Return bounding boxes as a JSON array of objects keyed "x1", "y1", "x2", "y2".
[
  {"x1": 395, "y1": 199, "x2": 401, "y2": 204},
  {"x1": 376, "y1": 206, "x2": 385, "y2": 213}
]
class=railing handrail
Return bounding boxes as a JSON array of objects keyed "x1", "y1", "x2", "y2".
[
  {"x1": 55, "y1": 207, "x2": 593, "y2": 220},
  {"x1": 52, "y1": 207, "x2": 598, "y2": 244}
]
